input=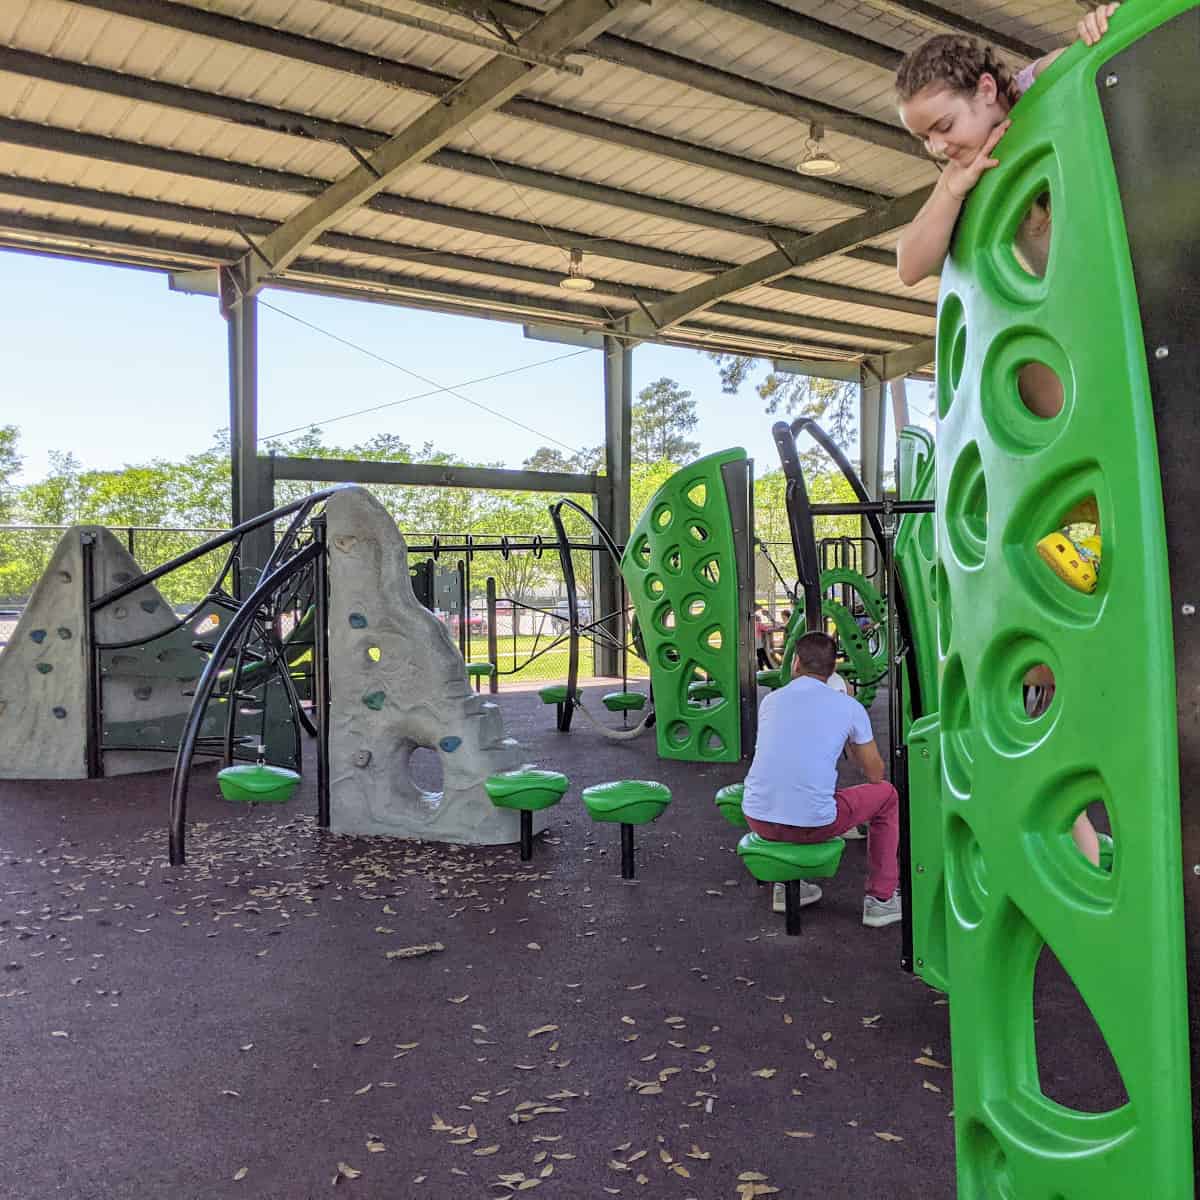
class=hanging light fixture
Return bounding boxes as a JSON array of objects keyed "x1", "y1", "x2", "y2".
[
  {"x1": 559, "y1": 247, "x2": 595, "y2": 292},
  {"x1": 797, "y1": 122, "x2": 841, "y2": 176}
]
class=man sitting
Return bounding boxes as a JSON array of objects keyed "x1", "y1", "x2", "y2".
[{"x1": 742, "y1": 631, "x2": 902, "y2": 928}]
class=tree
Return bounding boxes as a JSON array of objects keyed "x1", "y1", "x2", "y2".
[
  {"x1": 521, "y1": 445, "x2": 603, "y2": 473},
  {"x1": 0, "y1": 425, "x2": 21, "y2": 522},
  {"x1": 710, "y1": 355, "x2": 858, "y2": 454},
  {"x1": 630, "y1": 378, "x2": 700, "y2": 466}
]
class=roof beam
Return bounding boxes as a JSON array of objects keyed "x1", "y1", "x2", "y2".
[
  {"x1": 0, "y1": 178, "x2": 926, "y2": 342},
  {"x1": 611, "y1": 187, "x2": 931, "y2": 339},
  {"x1": 863, "y1": 0, "x2": 1044, "y2": 59},
  {"x1": 0, "y1": 210, "x2": 899, "y2": 359},
  {"x1": 0, "y1": 47, "x2": 903, "y2": 272},
  {"x1": 65, "y1": 0, "x2": 890, "y2": 205},
  {"x1": 242, "y1": 0, "x2": 647, "y2": 290},
  {"x1": 0, "y1": 120, "x2": 930, "y2": 314}
]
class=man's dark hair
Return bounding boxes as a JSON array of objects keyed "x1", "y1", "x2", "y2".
[{"x1": 792, "y1": 632, "x2": 837, "y2": 679}]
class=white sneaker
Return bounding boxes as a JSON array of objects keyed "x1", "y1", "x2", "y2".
[
  {"x1": 773, "y1": 881, "x2": 822, "y2": 913},
  {"x1": 862, "y1": 891, "x2": 902, "y2": 928},
  {"x1": 842, "y1": 824, "x2": 868, "y2": 840}
]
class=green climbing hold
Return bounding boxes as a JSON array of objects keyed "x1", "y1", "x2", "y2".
[
  {"x1": 485, "y1": 768, "x2": 570, "y2": 812},
  {"x1": 736, "y1": 832, "x2": 845, "y2": 881},
  {"x1": 362, "y1": 690, "x2": 386, "y2": 710},
  {"x1": 57, "y1": 627, "x2": 72, "y2": 640},
  {"x1": 581, "y1": 780, "x2": 671, "y2": 825},
  {"x1": 51, "y1": 706, "x2": 66, "y2": 719},
  {"x1": 35, "y1": 663, "x2": 53, "y2": 675},
  {"x1": 217, "y1": 763, "x2": 302, "y2": 804},
  {"x1": 30, "y1": 629, "x2": 46, "y2": 644},
  {"x1": 349, "y1": 612, "x2": 368, "y2": 629}
]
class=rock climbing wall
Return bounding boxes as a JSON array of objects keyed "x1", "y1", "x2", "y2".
[
  {"x1": 0, "y1": 526, "x2": 182, "y2": 778},
  {"x1": 325, "y1": 487, "x2": 532, "y2": 844}
]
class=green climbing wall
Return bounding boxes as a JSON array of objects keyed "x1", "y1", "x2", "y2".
[
  {"x1": 936, "y1": 4, "x2": 1192, "y2": 1194},
  {"x1": 621, "y1": 449, "x2": 746, "y2": 762}
]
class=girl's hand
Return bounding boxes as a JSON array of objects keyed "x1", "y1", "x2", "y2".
[
  {"x1": 943, "y1": 120, "x2": 1011, "y2": 199},
  {"x1": 1078, "y1": 3, "x2": 1119, "y2": 46}
]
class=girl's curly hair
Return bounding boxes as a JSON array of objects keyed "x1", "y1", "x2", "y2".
[{"x1": 895, "y1": 34, "x2": 1021, "y2": 108}]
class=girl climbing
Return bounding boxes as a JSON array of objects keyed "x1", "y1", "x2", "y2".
[{"x1": 893, "y1": 5, "x2": 1119, "y2": 598}]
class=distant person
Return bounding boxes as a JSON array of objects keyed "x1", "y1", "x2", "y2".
[
  {"x1": 753, "y1": 607, "x2": 774, "y2": 669},
  {"x1": 742, "y1": 632, "x2": 901, "y2": 927}
]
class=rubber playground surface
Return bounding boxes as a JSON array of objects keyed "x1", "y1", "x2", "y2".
[{"x1": 0, "y1": 686, "x2": 1118, "y2": 1199}]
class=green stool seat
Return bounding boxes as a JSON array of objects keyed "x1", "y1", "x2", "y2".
[
  {"x1": 466, "y1": 662, "x2": 494, "y2": 677},
  {"x1": 1098, "y1": 832, "x2": 1115, "y2": 873},
  {"x1": 485, "y1": 768, "x2": 569, "y2": 861},
  {"x1": 687, "y1": 680, "x2": 723, "y2": 702},
  {"x1": 737, "y1": 832, "x2": 845, "y2": 881},
  {"x1": 539, "y1": 684, "x2": 576, "y2": 704},
  {"x1": 582, "y1": 780, "x2": 672, "y2": 879},
  {"x1": 485, "y1": 768, "x2": 569, "y2": 811},
  {"x1": 582, "y1": 780, "x2": 671, "y2": 825},
  {"x1": 737, "y1": 832, "x2": 845, "y2": 935},
  {"x1": 602, "y1": 691, "x2": 647, "y2": 713},
  {"x1": 217, "y1": 763, "x2": 301, "y2": 805},
  {"x1": 714, "y1": 783, "x2": 749, "y2": 830},
  {"x1": 756, "y1": 669, "x2": 785, "y2": 690}
]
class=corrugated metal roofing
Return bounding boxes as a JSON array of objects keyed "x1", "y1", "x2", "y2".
[{"x1": 0, "y1": 0, "x2": 1089, "y2": 365}]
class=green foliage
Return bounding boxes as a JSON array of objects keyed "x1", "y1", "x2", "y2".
[
  {"x1": 631, "y1": 377, "x2": 700, "y2": 465},
  {"x1": 0, "y1": 425, "x2": 21, "y2": 523}
]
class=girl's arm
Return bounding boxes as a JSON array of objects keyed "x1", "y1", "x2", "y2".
[{"x1": 896, "y1": 120, "x2": 1010, "y2": 286}]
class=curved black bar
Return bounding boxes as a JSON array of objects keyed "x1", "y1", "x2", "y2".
[
  {"x1": 547, "y1": 502, "x2": 580, "y2": 732},
  {"x1": 772, "y1": 422, "x2": 824, "y2": 628},
  {"x1": 93, "y1": 485, "x2": 348, "y2": 611},
  {"x1": 168, "y1": 541, "x2": 322, "y2": 866},
  {"x1": 549, "y1": 497, "x2": 624, "y2": 564}
]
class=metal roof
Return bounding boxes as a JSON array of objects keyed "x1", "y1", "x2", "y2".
[{"x1": 0, "y1": 0, "x2": 1084, "y2": 367}]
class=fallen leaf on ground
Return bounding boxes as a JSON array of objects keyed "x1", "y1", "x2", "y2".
[
  {"x1": 914, "y1": 1056, "x2": 947, "y2": 1069},
  {"x1": 233, "y1": 1167, "x2": 248, "y2": 1181},
  {"x1": 875, "y1": 1132, "x2": 904, "y2": 1143},
  {"x1": 785, "y1": 1131, "x2": 815, "y2": 1139},
  {"x1": 385, "y1": 942, "x2": 444, "y2": 959},
  {"x1": 527, "y1": 1025, "x2": 559, "y2": 1038}
]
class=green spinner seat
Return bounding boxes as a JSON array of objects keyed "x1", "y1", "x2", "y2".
[
  {"x1": 484, "y1": 767, "x2": 569, "y2": 861},
  {"x1": 466, "y1": 661, "x2": 494, "y2": 692},
  {"x1": 581, "y1": 780, "x2": 671, "y2": 879},
  {"x1": 714, "y1": 783, "x2": 749, "y2": 830},
  {"x1": 737, "y1": 832, "x2": 845, "y2": 935},
  {"x1": 602, "y1": 691, "x2": 647, "y2": 712},
  {"x1": 217, "y1": 762, "x2": 302, "y2": 805}
]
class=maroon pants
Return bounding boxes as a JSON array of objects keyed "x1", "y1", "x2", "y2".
[{"x1": 746, "y1": 781, "x2": 899, "y2": 900}]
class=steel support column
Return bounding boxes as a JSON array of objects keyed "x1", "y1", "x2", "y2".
[
  {"x1": 223, "y1": 275, "x2": 270, "y2": 597},
  {"x1": 859, "y1": 367, "x2": 886, "y2": 578},
  {"x1": 595, "y1": 336, "x2": 633, "y2": 678}
]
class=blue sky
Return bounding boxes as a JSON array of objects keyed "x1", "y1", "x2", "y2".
[{"x1": 0, "y1": 249, "x2": 933, "y2": 486}]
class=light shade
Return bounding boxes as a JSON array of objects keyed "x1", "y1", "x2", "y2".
[
  {"x1": 560, "y1": 247, "x2": 594, "y2": 291},
  {"x1": 796, "y1": 122, "x2": 841, "y2": 176}
]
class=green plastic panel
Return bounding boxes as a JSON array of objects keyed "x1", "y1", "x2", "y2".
[
  {"x1": 936, "y1": 6, "x2": 1192, "y2": 1194},
  {"x1": 621, "y1": 449, "x2": 747, "y2": 762},
  {"x1": 906, "y1": 714, "x2": 948, "y2": 994}
]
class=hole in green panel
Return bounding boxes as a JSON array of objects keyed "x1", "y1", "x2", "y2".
[
  {"x1": 684, "y1": 481, "x2": 707, "y2": 509},
  {"x1": 937, "y1": 293, "x2": 966, "y2": 418},
  {"x1": 940, "y1": 655, "x2": 973, "y2": 798},
  {"x1": 944, "y1": 443, "x2": 988, "y2": 569},
  {"x1": 666, "y1": 720, "x2": 691, "y2": 748},
  {"x1": 945, "y1": 814, "x2": 987, "y2": 928},
  {"x1": 687, "y1": 522, "x2": 710, "y2": 544},
  {"x1": 657, "y1": 644, "x2": 681, "y2": 669},
  {"x1": 699, "y1": 727, "x2": 725, "y2": 757},
  {"x1": 977, "y1": 634, "x2": 1058, "y2": 755},
  {"x1": 1010, "y1": 187, "x2": 1052, "y2": 281},
  {"x1": 982, "y1": 329, "x2": 1074, "y2": 454},
  {"x1": 646, "y1": 574, "x2": 665, "y2": 599},
  {"x1": 936, "y1": 563, "x2": 952, "y2": 655},
  {"x1": 962, "y1": 1121, "x2": 1014, "y2": 1200},
  {"x1": 654, "y1": 604, "x2": 677, "y2": 634},
  {"x1": 1023, "y1": 769, "x2": 1116, "y2": 914},
  {"x1": 632, "y1": 536, "x2": 652, "y2": 568},
  {"x1": 663, "y1": 546, "x2": 683, "y2": 575},
  {"x1": 653, "y1": 504, "x2": 673, "y2": 531},
  {"x1": 684, "y1": 595, "x2": 707, "y2": 621},
  {"x1": 1005, "y1": 470, "x2": 1104, "y2": 629},
  {"x1": 694, "y1": 557, "x2": 721, "y2": 588},
  {"x1": 1033, "y1": 943, "x2": 1130, "y2": 1113},
  {"x1": 704, "y1": 626, "x2": 723, "y2": 652}
]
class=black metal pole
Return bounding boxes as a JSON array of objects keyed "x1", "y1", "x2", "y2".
[
  {"x1": 520, "y1": 811, "x2": 533, "y2": 861},
  {"x1": 620, "y1": 823, "x2": 635, "y2": 879},
  {"x1": 784, "y1": 881, "x2": 803, "y2": 936},
  {"x1": 549, "y1": 502, "x2": 579, "y2": 732},
  {"x1": 772, "y1": 422, "x2": 823, "y2": 627},
  {"x1": 886, "y1": 519, "x2": 914, "y2": 973},
  {"x1": 312, "y1": 519, "x2": 331, "y2": 830},
  {"x1": 486, "y1": 577, "x2": 499, "y2": 695},
  {"x1": 81, "y1": 532, "x2": 102, "y2": 780}
]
